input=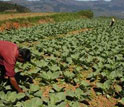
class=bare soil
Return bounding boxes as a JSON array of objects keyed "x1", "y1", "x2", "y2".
[
  {"x1": 0, "y1": 13, "x2": 55, "y2": 31},
  {"x1": 0, "y1": 13, "x2": 54, "y2": 21}
]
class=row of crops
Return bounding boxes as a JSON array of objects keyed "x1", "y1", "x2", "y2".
[
  {"x1": 0, "y1": 18, "x2": 124, "y2": 107},
  {"x1": 0, "y1": 18, "x2": 104, "y2": 42}
]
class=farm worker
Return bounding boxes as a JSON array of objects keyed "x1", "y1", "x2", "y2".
[
  {"x1": 0, "y1": 40, "x2": 31, "y2": 93},
  {"x1": 110, "y1": 18, "x2": 115, "y2": 27}
]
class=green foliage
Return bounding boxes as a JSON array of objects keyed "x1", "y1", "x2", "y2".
[
  {"x1": 0, "y1": 10, "x2": 93, "y2": 28},
  {"x1": 0, "y1": 17, "x2": 124, "y2": 106},
  {"x1": 77, "y1": 10, "x2": 94, "y2": 18},
  {"x1": 51, "y1": 10, "x2": 93, "y2": 22},
  {"x1": 0, "y1": 1, "x2": 30, "y2": 13}
]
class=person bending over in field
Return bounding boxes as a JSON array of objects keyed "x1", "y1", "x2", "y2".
[
  {"x1": 110, "y1": 18, "x2": 115, "y2": 27},
  {"x1": 0, "y1": 40, "x2": 31, "y2": 93}
]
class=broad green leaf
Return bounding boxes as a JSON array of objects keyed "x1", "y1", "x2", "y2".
[
  {"x1": 119, "y1": 98, "x2": 124, "y2": 105},
  {"x1": 66, "y1": 57, "x2": 73, "y2": 64},
  {"x1": 51, "y1": 72, "x2": 60, "y2": 80},
  {"x1": 114, "y1": 84, "x2": 122, "y2": 93},
  {"x1": 34, "y1": 90, "x2": 42, "y2": 98},
  {"x1": 23, "y1": 97, "x2": 43, "y2": 107},
  {"x1": 66, "y1": 90, "x2": 75, "y2": 97},
  {"x1": 30, "y1": 97, "x2": 43, "y2": 107},
  {"x1": 49, "y1": 92, "x2": 65, "y2": 105},
  {"x1": 64, "y1": 71, "x2": 75, "y2": 79},
  {"x1": 103, "y1": 80, "x2": 112, "y2": 90},
  {"x1": 15, "y1": 102, "x2": 23, "y2": 107},
  {"x1": 0, "y1": 91, "x2": 6, "y2": 100},
  {"x1": 30, "y1": 84, "x2": 40, "y2": 92},
  {"x1": 38, "y1": 60, "x2": 48, "y2": 68},
  {"x1": 96, "y1": 83, "x2": 103, "y2": 89},
  {"x1": 69, "y1": 101, "x2": 80, "y2": 107},
  {"x1": 7, "y1": 92, "x2": 17, "y2": 103},
  {"x1": 80, "y1": 80, "x2": 90, "y2": 87},
  {"x1": 17, "y1": 93, "x2": 26, "y2": 100},
  {"x1": 0, "y1": 101, "x2": 4, "y2": 107},
  {"x1": 50, "y1": 65, "x2": 60, "y2": 71},
  {"x1": 5, "y1": 85, "x2": 11, "y2": 90},
  {"x1": 56, "y1": 102, "x2": 66, "y2": 107},
  {"x1": 52, "y1": 84, "x2": 62, "y2": 92}
]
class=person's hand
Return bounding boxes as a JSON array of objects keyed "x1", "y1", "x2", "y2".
[
  {"x1": 18, "y1": 88, "x2": 28, "y2": 93},
  {"x1": 18, "y1": 88, "x2": 24, "y2": 93}
]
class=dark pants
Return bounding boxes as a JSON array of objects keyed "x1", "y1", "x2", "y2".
[{"x1": 0, "y1": 65, "x2": 6, "y2": 78}]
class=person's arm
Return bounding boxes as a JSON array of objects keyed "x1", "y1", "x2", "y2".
[{"x1": 9, "y1": 77, "x2": 23, "y2": 93}]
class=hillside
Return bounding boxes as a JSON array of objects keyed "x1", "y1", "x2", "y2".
[
  {"x1": 0, "y1": 10, "x2": 93, "y2": 31},
  {"x1": 0, "y1": 1, "x2": 30, "y2": 13},
  {"x1": 10, "y1": 0, "x2": 124, "y2": 18}
]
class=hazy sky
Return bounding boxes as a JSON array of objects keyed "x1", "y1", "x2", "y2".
[
  {"x1": 0, "y1": 0, "x2": 112, "y2": 1},
  {"x1": 76, "y1": 0, "x2": 111, "y2": 1}
]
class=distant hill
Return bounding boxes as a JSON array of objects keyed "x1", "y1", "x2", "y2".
[
  {"x1": 0, "y1": 1, "x2": 30, "y2": 13},
  {"x1": 10, "y1": 0, "x2": 124, "y2": 18}
]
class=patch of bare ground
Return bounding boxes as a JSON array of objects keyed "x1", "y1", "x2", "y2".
[
  {"x1": 89, "y1": 94, "x2": 117, "y2": 107},
  {"x1": 20, "y1": 27, "x2": 91, "y2": 47},
  {"x1": 0, "y1": 13, "x2": 55, "y2": 21},
  {"x1": 0, "y1": 13, "x2": 55, "y2": 31},
  {"x1": 80, "y1": 69, "x2": 117, "y2": 107},
  {"x1": 32, "y1": 63, "x2": 117, "y2": 107},
  {"x1": 38, "y1": 18, "x2": 54, "y2": 24},
  {"x1": 0, "y1": 18, "x2": 54, "y2": 32},
  {"x1": 41, "y1": 86, "x2": 52, "y2": 98},
  {"x1": 45, "y1": 28, "x2": 92, "y2": 40},
  {"x1": 20, "y1": 41, "x2": 40, "y2": 47},
  {"x1": 68, "y1": 28, "x2": 90, "y2": 35},
  {"x1": 0, "y1": 22, "x2": 32, "y2": 31}
]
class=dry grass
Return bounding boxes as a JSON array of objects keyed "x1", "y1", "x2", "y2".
[{"x1": 0, "y1": 12, "x2": 55, "y2": 21}]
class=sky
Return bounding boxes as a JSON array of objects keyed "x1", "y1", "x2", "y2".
[
  {"x1": 76, "y1": 0, "x2": 111, "y2": 1},
  {"x1": 0, "y1": 0, "x2": 112, "y2": 1}
]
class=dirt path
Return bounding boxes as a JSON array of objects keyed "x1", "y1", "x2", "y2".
[
  {"x1": 20, "y1": 28, "x2": 91, "y2": 47},
  {"x1": 89, "y1": 95, "x2": 117, "y2": 107},
  {"x1": 45, "y1": 28, "x2": 91, "y2": 40}
]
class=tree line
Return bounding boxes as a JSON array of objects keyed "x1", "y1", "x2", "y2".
[{"x1": 0, "y1": 1, "x2": 30, "y2": 13}]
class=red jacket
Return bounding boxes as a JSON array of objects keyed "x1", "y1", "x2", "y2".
[{"x1": 0, "y1": 40, "x2": 19, "y2": 77}]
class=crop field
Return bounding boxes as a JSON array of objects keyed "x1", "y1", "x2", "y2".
[{"x1": 0, "y1": 18, "x2": 124, "y2": 107}]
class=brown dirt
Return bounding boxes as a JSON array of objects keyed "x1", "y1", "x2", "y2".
[
  {"x1": 20, "y1": 28, "x2": 91, "y2": 47},
  {"x1": 58, "y1": 83, "x2": 80, "y2": 92},
  {"x1": 0, "y1": 13, "x2": 54, "y2": 21},
  {"x1": 0, "y1": 13, "x2": 55, "y2": 32},
  {"x1": 0, "y1": 18, "x2": 54, "y2": 32},
  {"x1": 45, "y1": 28, "x2": 92, "y2": 40},
  {"x1": 89, "y1": 95, "x2": 117, "y2": 107},
  {"x1": 38, "y1": 18, "x2": 54, "y2": 24},
  {"x1": 0, "y1": 22, "x2": 31, "y2": 31},
  {"x1": 80, "y1": 69, "x2": 118, "y2": 107},
  {"x1": 41, "y1": 86, "x2": 52, "y2": 98},
  {"x1": 68, "y1": 28, "x2": 90, "y2": 35},
  {"x1": 32, "y1": 64, "x2": 118, "y2": 107}
]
